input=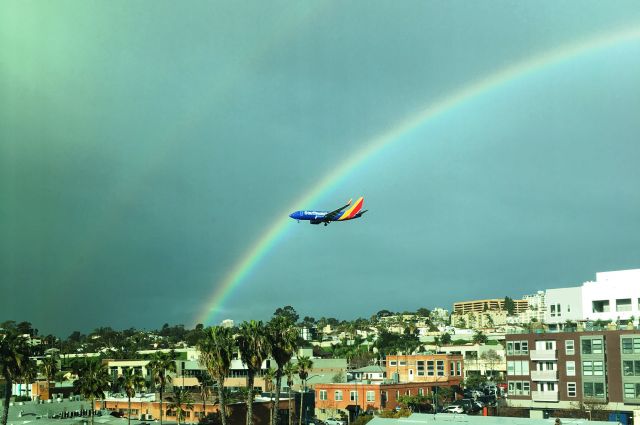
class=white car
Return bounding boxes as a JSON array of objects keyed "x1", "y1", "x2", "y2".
[
  {"x1": 325, "y1": 419, "x2": 346, "y2": 425},
  {"x1": 443, "y1": 405, "x2": 464, "y2": 414}
]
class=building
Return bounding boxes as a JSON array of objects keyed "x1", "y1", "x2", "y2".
[
  {"x1": 349, "y1": 365, "x2": 386, "y2": 382},
  {"x1": 314, "y1": 381, "x2": 451, "y2": 422},
  {"x1": 384, "y1": 354, "x2": 464, "y2": 385},
  {"x1": 505, "y1": 328, "x2": 640, "y2": 421},
  {"x1": 453, "y1": 298, "x2": 529, "y2": 315},
  {"x1": 437, "y1": 344, "x2": 506, "y2": 381},
  {"x1": 544, "y1": 269, "x2": 640, "y2": 328}
]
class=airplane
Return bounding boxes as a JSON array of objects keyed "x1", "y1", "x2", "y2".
[{"x1": 289, "y1": 197, "x2": 367, "y2": 226}]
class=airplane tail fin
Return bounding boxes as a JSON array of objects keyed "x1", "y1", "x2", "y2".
[{"x1": 343, "y1": 196, "x2": 364, "y2": 219}]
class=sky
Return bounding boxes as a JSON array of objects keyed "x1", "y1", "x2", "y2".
[{"x1": 1, "y1": 1, "x2": 640, "y2": 337}]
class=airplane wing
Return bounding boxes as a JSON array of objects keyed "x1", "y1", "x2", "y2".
[{"x1": 322, "y1": 198, "x2": 353, "y2": 222}]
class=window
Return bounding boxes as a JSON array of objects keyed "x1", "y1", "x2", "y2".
[
  {"x1": 566, "y1": 361, "x2": 576, "y2": 376},
  {"x1": 565, "y1": 340, "x2": 575, "y2": 355},
  {"x1": 593, "y1": 361, "x2": 604, "y2": 376},
  {"x1": 582, "y1": 338, "x2": 603, "y2": 355},
  {"x1": 456, "y1": 361, "x2": 462, "y2": 376},
  {"x1": 622, "y1": 360, "x2": 640, "y2": 376},
  {"x1": 583, "y1": 382, "x2": 605, "y2": 398},
  {"x1": 450, "y1": 362, "x2": 455, "y2": 376},
  {"x1": 550, "y1": 304, "x2": 556, "y2": 317},
  {"x1": 399, "y1": 361, "x2": 407, "y2": 366},
  {"x1": 335, "y1": 391, "x2": 343, "y2": 401},
  {"x1": 547, "y1": 382, "x2": 555, "y2": 391},
  {"x1": 583, "y1": 361, "x2": 593, "y2": 376},
  {"x1": 592, "y1": 300, "x2": 610, "y2": 313},
  {"x1": 389, "y1": 361, "x2": 397, "y2": 366},
  {"x1": 350, "y1": 391, "x2": 357, "y2": 401},
  {"x1": 437, "y1": 360, "x2": 445, "y2": 376},
  {"x1": 507, "y1": 340, "x2": 529, "y2": 355},
  {"x1": 508, "y1": 381, "x2": 530, "y2": 396},
  {"x1": 567, "y1": 382, "x2": 577, "y2": 397},
  {"x1": 417, "y1": 360, "x2": 425, "y2": 376},
  {"x1": 545, "y1": 341, "x2": 555, "y2": 350},
  {"x1": 622, "y1": 338, "x2": 640, "y2": 354},
  {"x1": 507, "y1": 360, "x2": 530, "y2": 375},
  {"x1": 617, "y1": 298, "x2": 632, "y2": 312},
  {"x1": 396, "y1": 390, "x2": 400, "y2": 399},
  {"x1": 418, "y1": 388, "x2": 424, "y2": 396},
  {"x1": 427, "y1": 361, "x2": 434, "y2": 376},
  {"x1": 366, "y1": 391, "x2": 375, "y2": 402},
  {"x1": 624, "y1": 383, "x2": 640, "y2": 399},
  {"x1": 320, "y1": 390, "x2": 327, "y2": 401}
]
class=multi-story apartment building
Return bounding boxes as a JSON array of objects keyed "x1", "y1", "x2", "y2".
[
  {"x1": 544, "y1": 269, "x2": 640, "y2": 328},
  {"x1": 505, "y1": 329, "x2": 640, "y2": 420},
  {"x1": 454, "y1": 298, "x2": 529, "y2": 315},
  {"x1": 384, "y1": 354, "x2": 464, "y2": 385}
]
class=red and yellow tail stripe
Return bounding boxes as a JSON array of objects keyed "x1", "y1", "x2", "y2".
[{"x1": 337, "y1": 197, "x2": 364, "y2": 220}]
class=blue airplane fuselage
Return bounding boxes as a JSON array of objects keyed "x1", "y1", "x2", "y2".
[{"x1": 289, "y1": 210, "x2": 330, "y2": 221}]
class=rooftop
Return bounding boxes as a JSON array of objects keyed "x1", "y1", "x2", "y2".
[{"x1": 369, "y1": 413, "x2": 620, "y2": 425}]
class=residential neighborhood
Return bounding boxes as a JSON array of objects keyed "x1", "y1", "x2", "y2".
[{"x1": 2, "y1": 269, "x2": 640, "y2": 425}]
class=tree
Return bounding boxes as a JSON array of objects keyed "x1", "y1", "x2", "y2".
[
  {"x1": 503, "y1": 297, "x2": 516, "y2": 316},
  {"x1": 296, "y1": 356, "x2": 313, "y2": 425},
  {"x1": 117, "y1": 368, "x2": 146, "y2": 425},
  {"x1": 198, "y1": 326, "x2": 234, "y2": 425},
  {"x1": 273, "y1": 306, "x2": 299, "y2": 324},
  {"x1": 472, "y1": 331, "x2": 488, "y2": 345},
  {"x1": 480, "y1": 349, "x2": 502, "y2": 382},
  {"x1": 147, "y1": 351, "x2": 177, "y2": 425},
  {"x1": 283, "y1": 362, "x2": 297, "y2": 425},
  {"x1": 266, "y1": 316, "x2": 300, "y2": 425},
  {"x1": 73, "y1": 359, "x2": 111, "y2": 425},
  {"x1": 263, "y1": 368, "x2": 276, "y2": 425},
  {"x1": 1, "y1": 332, "x2": 30, "y2": 425},
  {"x1": 166, "y1": 388, "x2": 194, "y2": 425},
  {"x1": 196, "y1": 373, "x2": 214, "y2": 420},
  {"x1": 237, "y1": 321, "x2": 270, "y2": 425},
  {"x1": 40, "y1": 354, "x2": 59, "y2": 398},
  {"x1": 440, "y1": 333, "x2": 452, "y2": 345},
  {"x1": 416, "y1": 308, "x2": 431, "y2": 317}
]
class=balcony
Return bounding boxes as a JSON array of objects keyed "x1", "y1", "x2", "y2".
[
  {"x1": 530, "y1": 349, "x2": 557, "y2": 360},
  {"x1": 531, "y1": 391, "x2": 559, "y2": 402},
  {"x1": 530, "y1": 370, "x2": 558, "y2": 381}
]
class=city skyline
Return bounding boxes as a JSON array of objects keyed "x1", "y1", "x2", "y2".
[{"x1": 2, "y1": 2, "x2": 639, "y2": 335}]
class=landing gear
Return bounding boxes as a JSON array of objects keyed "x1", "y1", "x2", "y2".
[{"x1": 324, "y1": 222, "x2": 328, "y2": 226}]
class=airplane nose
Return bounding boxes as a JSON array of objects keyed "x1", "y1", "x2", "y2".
[{"x1": 289, "y1": 212, "x2": 297, "y2": 219}]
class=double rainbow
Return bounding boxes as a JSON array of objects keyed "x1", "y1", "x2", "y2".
[{"x1": 196, "y1": 26, "x2": 640, "y2": 325}]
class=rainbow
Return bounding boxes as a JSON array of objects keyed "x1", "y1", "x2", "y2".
[{"x1": 196, "y1": 26, "x2": 640, "y2": 325}]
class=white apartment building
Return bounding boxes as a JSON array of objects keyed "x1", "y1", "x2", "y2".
[{"x1": 544, "y1": 269, "x2": 640, "y2": 326}]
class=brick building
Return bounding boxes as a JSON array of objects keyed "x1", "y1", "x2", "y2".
[
  {"x1": 384, "y1": 354, "x2": 464, "y2": 384},
  {"x1": 505, "y1": 329, "x2": 640, "y2": 421}
]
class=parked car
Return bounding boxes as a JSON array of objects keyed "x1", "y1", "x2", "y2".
[
  {"x1": 324, "y1": 418, "x2": 346, "y2": 425},
  {"x1": 443, "y1": 405, "x2": 464, "y2": 414}
]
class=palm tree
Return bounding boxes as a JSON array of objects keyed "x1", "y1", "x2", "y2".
[
  {"x1": 295, "y1": 356, "x2": 313, "y2": 425},
  {"x1": 237, "y1": 320, "x2": 271, "y2": 425},
  {"x1": 263, "y1": 368, "x2": 276, "y2": 425},
  {"x1": 196, "y1": 373, "x2": 214, "y2": 420},
  {"x1": 73, "y1": 359, "x2": 111, "y2": 425},
  {"x1": 40, "y1": 354, "x2": 59, "y2": 399},
  {"x1": 283, "y1": 362, "x2": 297, "y2": 425},
  {"x1": 117, "y1": 368, "x2": 146, "y2": 425},
  {"x1": 266, "y1": 316, "x2": 299, "y2": 425},
  {"x1": 166, "y1": 388, "x2": 194, "y2": 425},
  {"x1": 1, "y1": 332, "x2": 30, "y2": 425},
  {"x1": 19, "y1": 359, "x2": 37, "y2": 400},
  {"x1": 197, "y1": 326, "x2": 234, "y2": 425},
  {"x1": 147, "y1": 351, "x2": 176, "y2": 425}
]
